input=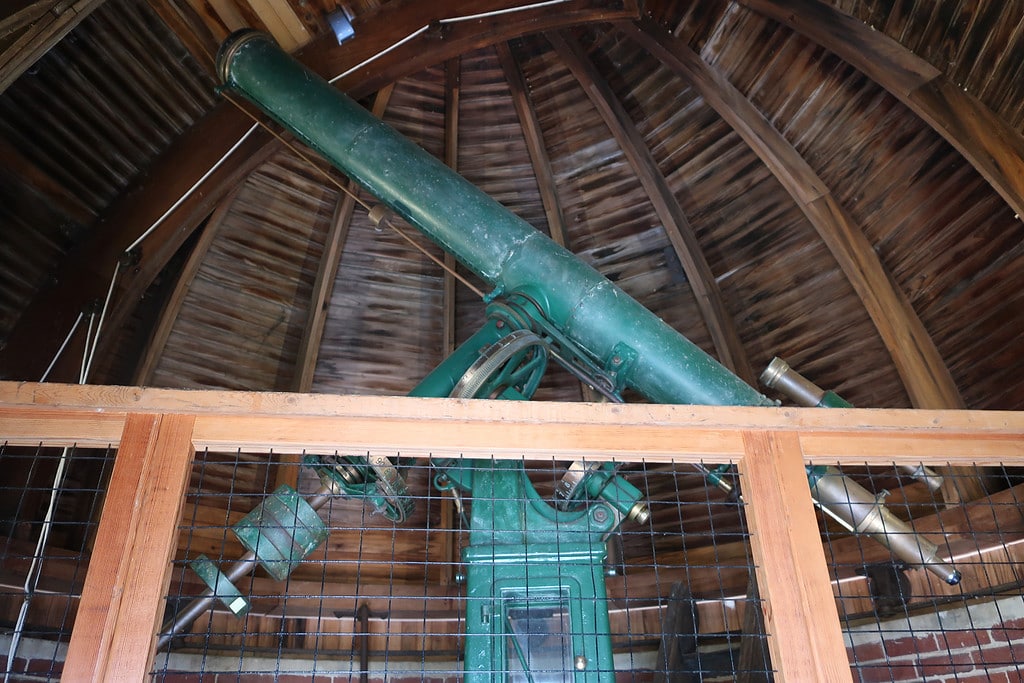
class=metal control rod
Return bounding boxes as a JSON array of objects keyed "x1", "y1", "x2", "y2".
[
  {"x1": 157, "y1": 486, "x2": 335, "y2": 650},
  {"x1": 762, "y1": 357, "x2": 945, "y2": 492}
]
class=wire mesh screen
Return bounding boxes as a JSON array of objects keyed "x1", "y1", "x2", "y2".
[
  {"x1": 0, "y1": 441, "x2": 114, "y2": 681},
  {"x1": 155, "y1": 451, "x2": 770, "y2": 681},
  {"x1": 816, "y1": 462, "x2": 1024, "y2": 682}
]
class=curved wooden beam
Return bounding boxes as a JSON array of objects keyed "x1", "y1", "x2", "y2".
[
  {"x1": 735, "y1": 0, "x2": 1024, "y2": 222},
  {"x1": 621, "y1": 20, "x2": 984, "y2": 504},
  {"x1": 495, "y1": 41, "x2": 572, "y2": 250},
  {"x1": 292, "y1": 84, "x2": 395, "y2": 393},
  {"x1": 0, "y1": 0, "x2": 639, "y2": 382},
  {"x1": 619, "y1": 22, "x2": 961, "y2": 406},
  {"x1": 497, "y1": 40, "x2": 602, "y2": 402},
  {"x1": 547, "y1": 29, "x2": 756, "y2": 383}
]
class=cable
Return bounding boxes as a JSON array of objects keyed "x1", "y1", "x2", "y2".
[
  {"x1": 39, "y1": 312, "x2": 84, "y2": 383},
  {"x1": 124, "y1": 123, "x2": 261, "y2": 254},
  {"x1": 81, "y1": 261, "x2": 120, "y2": 383},
  {"x1": 327, "y1": 0, "x2": 572, "y2": 84}
]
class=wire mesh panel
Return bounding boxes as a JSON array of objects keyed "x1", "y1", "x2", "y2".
[
  {"x1": 0, "y1": 442, "x2": 114, "y2": 681},
  {"x1": 817, "y1": 462, "x2": 1024, "y2": 682},
  {"x1": 154, "y1": 452, "x2": 771, "y2": 681}
]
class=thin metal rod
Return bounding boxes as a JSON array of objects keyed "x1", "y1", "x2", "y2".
[{"x1": 39, "y1": 312, "x2": 84, "y2": 382}]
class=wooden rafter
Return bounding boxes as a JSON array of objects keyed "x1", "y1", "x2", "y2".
[
  {"x1": 495, "y1": 41, "x2": 571, "y2": 249},
  {"x1": 443, "y1": 57, "x2": 460, "y2": 358},
  {"x1": 0, "y1": 0, "x2": 106, "y2": 94},
  {"x1": 291, "y1": 85, "x2": 395, "y2": 394},
  {"x1": 495, "y1": 39, "x2": 601, "y2": 403},
  {"x1": 133, "y1": 188, "x2": 240, "y2": 386},
  {"x1": 620, "y1": 21, "x2": 985, "y2": 505},
  {"x1": 0, "y1": 0, "x2": 639, "y2": 384},
  {"x1": 736, "y1": 0, "x2": 1024, "y2": 222},
  {"x1": 547, "y1": 30, "x2": 756, "y2": 384},
  {"x1": 622, "y1": 21, "x2": 964, "y2": 410}
]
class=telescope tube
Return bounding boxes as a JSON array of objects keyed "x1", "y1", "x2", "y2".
[{"x1": 216, "y1": 30, "x2": 773, "y2": 408}]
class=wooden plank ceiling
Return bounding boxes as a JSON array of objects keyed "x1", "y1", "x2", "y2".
[{"x1": 1, "y1": 0, "x2": 1024, "y2": 656}]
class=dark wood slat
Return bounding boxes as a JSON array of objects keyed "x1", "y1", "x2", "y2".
[
  {"x1": 0, "y1": 0, "x2": 106, "y2": 94},
  {"x1": 624, "y1": 19, "x2": 986, "y2": 505},
  {"x1": 0, "y1": 0, "x2": 639, "y2": 384},
  {"x1": 443, "y1": 57, "x2": 460, "y2": 358},
  {"x1": 737, "y1": 0, "x2": 1024, "y2": 223}
]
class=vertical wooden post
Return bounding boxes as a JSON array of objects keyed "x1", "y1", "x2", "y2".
[
  {"x1": 737, "y1": 430, "x2": 852, "y2": 682},
  {"x1": 65, "y1": 413, "x2": 196, "y2": 680}
]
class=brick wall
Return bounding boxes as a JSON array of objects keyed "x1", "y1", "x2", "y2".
[
  {"x1": 845, "y1": 595, "x2": 1024, "y2": 683},
  {"x1": 0, "y1": 634, "x2": 658, "y2": 682}
]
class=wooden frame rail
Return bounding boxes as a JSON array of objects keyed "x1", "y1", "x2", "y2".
[{"x1": 2, "y1": 381, "x2": 1023, "y2": 681}]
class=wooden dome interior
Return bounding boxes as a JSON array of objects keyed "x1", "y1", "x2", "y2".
[{"x1": 2, "y1": 0, "x2": 1024, "y2": 672}]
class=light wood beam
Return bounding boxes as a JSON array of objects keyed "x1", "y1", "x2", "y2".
[
  {"x1": 1, "y1": 383, "x2": 1021, "y2": 464},
  {"x1": 736, "y1": 0, "x2": 1024, "y2": 224},
  {"x1": 0, "y1": 0, "x2": 105, "y2": 94},
  {"x1": 738, "y1": 430, "x2": 851, "y2": 683},
  {"x1": 547, "y1": 30, "x2": 756, "y2": 384},
  {"x1": 623, "y1": 21, "x2": 985, "y2": 504},
  {"x1": 0, "y1": 0, "x2": 639, "y2": 384},
  {"x1": 245, "y1": 0, "x2": 311, "y2": 52},
  {"x1": 63, "y1": 412, "x2": 196, "y2": 680}
]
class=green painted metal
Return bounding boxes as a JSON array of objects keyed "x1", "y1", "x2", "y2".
[
  {"x1": 189, "y1": 555, "x2": 251, "y2": 616},
  {"x1": 412, "y1": 324, "x2": 641, "y2": 682},
  {"x1": 216, "y1": 30, "x2": 774, "y2": 409},
  {"x1": 232, "y1": 484, "x2": 329, "y2": 582},
  {"x1": 462, "y1": 460, "x2": 620, "y2": 683},
  {"x1": 817, "y1": 390, "x2": 853, "y2": 409}
]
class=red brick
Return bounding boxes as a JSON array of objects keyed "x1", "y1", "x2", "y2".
[
  {"x1": 153, "y1": 674, "x2": 207, "y2": 683},
  {"x1": 938, "y1": 628, "x2": 991, "y2": 651},
  {"x1": 917, "y1": 650, "x2": 975, "y2": 677},
  {"x1": 974, "y1": 643, "x2": 1024, "y2": 667},
  {"x1": 848, "y1": 641, "x2": 885, "y2": 664},
  {"x1": 969, "y1": 673, "x2": 1013, "y2": 683},
  {"x1": 883, "y1": 633, "x2": 937, "y2": 658},
  {"x1": 854, "y1": 663, "x2": 919, "y2": 683},
  {"x1": 992, "y1": 627, "x2": 1024, "y2": 645},
  {"x1": 23, "y1": 658, "x2": 62, "y2": 676}
]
